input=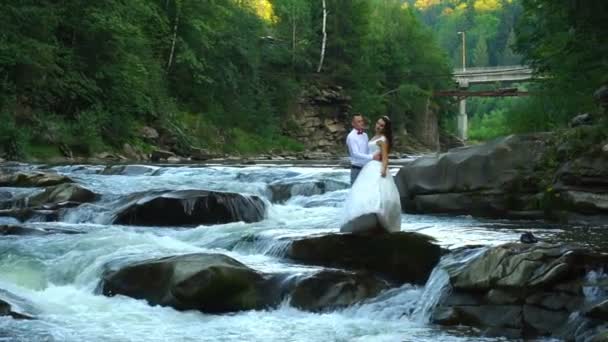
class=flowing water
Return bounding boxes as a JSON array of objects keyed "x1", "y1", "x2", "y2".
[{"x1": 0, "y1": 161, "x2": 603, "y2": 341}]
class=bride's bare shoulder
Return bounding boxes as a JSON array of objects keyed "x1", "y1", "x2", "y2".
[{"x1": 375, "y1": 135, "x2": 387, "y2": 144}]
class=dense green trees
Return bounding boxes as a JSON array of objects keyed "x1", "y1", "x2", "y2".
[
  {"x1": 0, "y1": 0, "x2": 451, "y2": 159},
  {"x1": 408, "y1": 0, "x2": 523, "y2": 68},
  {"x1": 413, "y1": 0, "x2": 607, "y2": 140}
]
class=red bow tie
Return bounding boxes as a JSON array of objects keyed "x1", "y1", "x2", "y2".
[{"x1": 356, "y1": 129, "x2": 363, "y2": 135}]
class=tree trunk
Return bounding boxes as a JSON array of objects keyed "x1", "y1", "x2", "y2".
[
  {"x1": 167, "y1": 6, "x2": 180, "y2": 70},
  {"x1": 316, "y1": 0, "x2": 327, "y2": 73}
]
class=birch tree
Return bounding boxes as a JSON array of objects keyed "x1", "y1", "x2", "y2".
[{"x1": 316, "y1": 0, "x2": 327, "y2": 72}]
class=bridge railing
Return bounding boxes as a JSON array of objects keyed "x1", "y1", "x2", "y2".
[{"x1": 454, "y1": 65, "x2": 532, "y2": 75}]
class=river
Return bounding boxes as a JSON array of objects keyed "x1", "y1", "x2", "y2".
[{"x1": 0, "y1": 161, "x2": 598, "y2": 341}]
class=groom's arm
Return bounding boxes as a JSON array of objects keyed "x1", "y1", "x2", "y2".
[{"x1": 347, "y1": 135, "x2": 373, "y2": 164}]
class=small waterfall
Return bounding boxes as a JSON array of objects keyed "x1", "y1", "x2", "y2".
[
  {"x1": 410, "y1": 268, "x2": 451, "y2": 323},
  {"x1": 583, "y1": 268, "x2": 608, "y2": 301},
  {"x1": 410, "y1": 247, "x2": 488, "y2": 323},
  {"x1": 232, "y1": 234, "x2": 292, "y2": 257}
]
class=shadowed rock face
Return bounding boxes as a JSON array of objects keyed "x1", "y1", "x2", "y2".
[
  {"x1": 286, "y1": 232, "x2": 441, "y2": 285},
  {"x1": 112, "y1": 190, "x2": 266, "y2": 226},
  {"x1": 432, "y1": 243, "x2": 608, "y2": 340}
]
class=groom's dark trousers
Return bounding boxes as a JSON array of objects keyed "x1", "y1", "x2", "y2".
[{"x1": 350, "y1": 165, "x2": 362, "y2": 185}]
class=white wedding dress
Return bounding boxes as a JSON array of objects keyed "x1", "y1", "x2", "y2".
[{"x1": 341, "y1": 136, "x2": 402, "y2": 233}]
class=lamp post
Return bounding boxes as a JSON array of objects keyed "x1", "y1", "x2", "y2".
[{"x1": 457, "y1": 31, "x2": 466, "y2": 72}]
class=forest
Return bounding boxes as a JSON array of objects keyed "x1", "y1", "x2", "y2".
[
  {"x1": 409, "y1": 0, "x2": 607, "y2": 140},
  {"x1": 0, "y1": 0, "x2": 606, "y2": 159}
]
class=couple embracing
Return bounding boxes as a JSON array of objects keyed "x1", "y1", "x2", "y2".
[{"x1": 341, "y1": 114, "x2": 401, "y2": 234}]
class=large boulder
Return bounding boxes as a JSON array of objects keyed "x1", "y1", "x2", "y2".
[
  {"x1": 286, "y1": 232, "x2": 441, "y2": 284},
  {"x1": 396, "y1": 132, "x2": 608, "y2": 221},
  {"x1": 101, "y1": 253, "x2": 386, "y2": 314},
  {"x1": 112, "y1": 190, "x2": 266, "y2": 226},
  {"x1": 0, "y1": 171, "x2": 73, "y2": 187},
  {"x1": 101, "y1": 253, "x2": 268, "y2": 313},
  {"x1": 396, "y1": 134, "x2": 546, "y2": 217},
  {"x1": 431, "y1": 243, "x2": 608, "y2": 340}
]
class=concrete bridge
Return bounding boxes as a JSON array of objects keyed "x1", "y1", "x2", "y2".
[{"x1": 450, "y1": 65, "x2": 534, "y2": 140}]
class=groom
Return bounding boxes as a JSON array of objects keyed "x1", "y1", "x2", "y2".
[{"x1": 346, "y1": 114, "x2": 380, "y2": 185}]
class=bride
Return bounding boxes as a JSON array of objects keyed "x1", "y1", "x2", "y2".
[{"x1": 341, "y1": 115, "x2": 402, "y2": 233}]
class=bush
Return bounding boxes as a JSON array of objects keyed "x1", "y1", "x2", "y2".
[
  {"x1": 0, "y1": 111, "x2": 27, "y2": 159},
  {"x1": 468, "y1": 109, "x2": 511, "y2": 141}
]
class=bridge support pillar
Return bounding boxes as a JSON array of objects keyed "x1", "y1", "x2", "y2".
[{"x1": 457, "y1": 98, "x2": 467, "y2": 140}]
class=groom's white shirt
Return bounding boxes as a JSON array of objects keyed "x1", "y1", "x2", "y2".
[{"x1": 346, "y1": 129, "x2": 373, "y2": 167}]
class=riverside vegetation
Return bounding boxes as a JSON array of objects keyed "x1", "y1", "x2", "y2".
[{"x1": 0, "y1": 0, "x2": 451, "y2": 161}]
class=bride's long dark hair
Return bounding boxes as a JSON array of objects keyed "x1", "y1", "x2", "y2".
[{"x1": 380, "y1": 115, "x2": 393, "y2": 152}]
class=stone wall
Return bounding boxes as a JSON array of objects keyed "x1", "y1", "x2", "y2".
[
  {"x1": 287, "y1": 86, "x2": 438, "y2": 154},
  {"x1": 287, "y1": 86, "x2": 352, "y2": 152}
]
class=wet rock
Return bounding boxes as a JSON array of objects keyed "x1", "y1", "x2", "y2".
[
  {"x1": 396, "y1": 134, "x2": 547, "y2": 216},
  {"x1": 439, "y1": 131, "x2": 465, "y2": 152},
  {"x1": 289, "y1": 270, "x2": 389, "y2": 312},
  {"x1": 268, "y1": 179, "x2": 348, "y2": 203},
  {"x1": 140, "y1": 126, "x2": 160, "y2": 140},
  {"x1": 396, "y1": 131, "x2": 608, "y2": 221},
  {"x1": 190, "y1": 147, "x2": 217, "y2": 161},
  {"x1": 594, "y1": 85, "x2": 608, "y2": 109},
  {"x1": 101, "y1": 165, "x2": 158, "y2": 176},
  {"x1": 150, "y1": 149, "x2": 175, "y2": 162},
  {"x1": 432, "y1": 242, "x2": 608, "y2": 341},
  {"x1": 434, "y1": 305, "x2": 523, "y2": 329},
  {"x1": 24, "y1": 183, "x2": 97, "y2": 208},
  {"x1": 447, "y1": 243, "x2": 588, "y2": 290},
  {"x1": 570, "y1": 113, "x2": 594, "y2": 127},
  {"x1": 287, "y1": 232, "x2": 441, "y2": 284},
  {"x1": 0, "y1": 208, "x2": 58, "y2": 222},
  {"x1": 0, "y1": 224, "x2": 48, "y2": 235},
  {"x1": 0, "y1": 171, "x2": 72, "y2": 187},
  {"x1": 587, "y1": 300, "x2": 608, "y2": 321},
  {"x1": 0, "y1": 289, "x2": 37, "y2": 319},
  {"x1": 101, "y1": 253, "x2": 268, "y2": 313},
  {"x1": 0, "y1": 224, "x2": 81, "y2": 236},
  {"x1": 112, "y1": 189, "x2": 266, "y2": 226}
]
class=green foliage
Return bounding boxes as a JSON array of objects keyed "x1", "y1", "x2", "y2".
[
  {"x1": 0, "y1": 0, "x2": 451, "y2": 158},
  {"x1": 514, "y1": 0, "x2": 608, "y2": 123},
  {"x1": 408, "y1": 0, "x2": 524, "y2": 67},
  {"x1": 351, "y1": 0, "x2": 451, "y2": 131},
  {"x1": 468, "y1": 109, "x2": 510, "y2": 141},
  {"x1": 0, "y1": 111, "x2": 27, "y2": 159},
  {"x1": 228, "y1": 128, "x2": 304, "y2": 155},
  {"x1": 472, "y1": 37, "x2": 489, "y2": 67}
]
